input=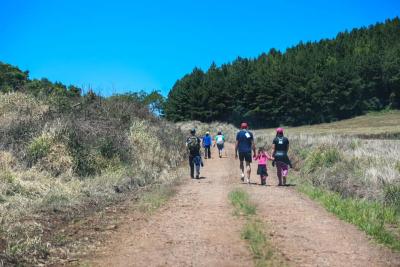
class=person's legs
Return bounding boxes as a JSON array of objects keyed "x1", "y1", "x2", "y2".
[
  {"x1": 276, "y1": 161, "x2": 289, "y2": 185},
  {"x1": 276, "y1": 162, "x2": 283, "y2": 185},
  {"x1": 245, "y1": 161, "x2": 251, "y2": 183},
  {"x1": 261, "y1": 175, "x2": 266, "y2": 185},
  {"x1": 217, "y1": 144, "x2": 223, "y2": 157},
  {"x1": 204, "y1": 146, "x2": 211, "y2": 159},
  {"x1": 239, "y1": 160, "x2": 245, "y2": 181},
  {"x1": 239, "y1": 152, "x2": 245, "y2": 181},
  {"x1": 189, "y1": 156, "x2": 195, "y2": 178},
  {"x1": 195, "y1": 162, "x2": 201, "y2": 178},
  {"x1": 281, "y1": 163, "x2": 289, "y2": 185},
  {"x1": 193, "y1": 156, "x2": 201, "y2": 178},
  {"x1": 244, "y1": 152, "x2": 252, "y2": 183}
]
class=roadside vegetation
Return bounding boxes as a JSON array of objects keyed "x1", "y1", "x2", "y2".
[
  {"x1": 229, "y1": 188, "x2": 286, "y2": 267},
  {"x1": 257, "y1": 113, "x2": 400, "y2": 250},
  {"x1": 0, "y1": 65, "x2": 186, "y2": 265}
]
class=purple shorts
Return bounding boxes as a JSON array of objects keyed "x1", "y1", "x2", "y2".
[{"x1": 276, "y1": 161, "x2": 289, "y2": 178}]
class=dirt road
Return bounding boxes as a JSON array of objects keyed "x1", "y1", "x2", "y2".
[{"x1": 87, "y1": 144, "x2": 400, "y2": 266}]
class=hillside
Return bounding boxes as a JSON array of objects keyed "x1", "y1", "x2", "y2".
[
  {"x1": 256, "y1": 110, "x2": 400, "y2": 138},
  {"x1": 165, "y1": 17, "x2": 400, "y2": 128},
  {"x1": 0, "y1": 71, "x2": 183, "y2": 265}
]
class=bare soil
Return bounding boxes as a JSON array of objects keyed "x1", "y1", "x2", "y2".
[{"x1": 83, "y1": 144, "x2": 400, "y2": 267}]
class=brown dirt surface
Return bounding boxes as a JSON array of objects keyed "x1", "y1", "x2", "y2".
[
  {"x1": 84, "y1": 147, "x2": 253, "y2": 267},
  {"x1": 83, "y1": 144, "x2": 400, "y2": 267}
]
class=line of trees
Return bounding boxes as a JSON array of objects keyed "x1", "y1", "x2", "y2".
[
  {"x1": 164, "y1": 18, "x2": 400, "y2": 128},
  {"x1": 0, "y1": 62, "x2": 165, "y2": 115}
]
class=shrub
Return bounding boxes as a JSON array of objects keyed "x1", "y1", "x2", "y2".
[
  {"x1": 384, "y1": 184, "x2": 400, "y2": 212},
  {"x1": 27, "y1": 136, "x2": 51, "y2": 165},
  {"x1": 303, "y1": 145, "x2": 341, "y2": 174},
  {"x1": 36, "y1": 143, "x2": 73, "y2": 176},
  {"x1": 395, "y1": 161, "x2": 400, "y2": 173},
  {"x1": 99, "y1": 137, "x2": 118, "y2": 159},
  {"x1": 5, "y1": 222, "x2": 49, "y2": 264}
]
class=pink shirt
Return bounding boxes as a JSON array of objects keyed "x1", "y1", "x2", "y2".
[{"x1": 254, "y1": 152, "x2": 272, "y2": 165}]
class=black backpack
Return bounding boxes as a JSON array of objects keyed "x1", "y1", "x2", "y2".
[{"x1": 187, "y1": 136, "x2": 200, "y2": 153}]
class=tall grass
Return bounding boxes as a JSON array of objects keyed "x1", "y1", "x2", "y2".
[
  {"x1": 256, "y1": 125, "x2": 400, "y2": 250},
  {"x1": 0, "y1": 92, "x2": 186, "y2": 265}
]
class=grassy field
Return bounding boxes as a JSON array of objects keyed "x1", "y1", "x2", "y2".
[
  {"x1": 255, "y1": 111, "x2": 400, "y2": 250},
  {"x1": 255, "y1": 110, "x2": 400, "y2": 138}
]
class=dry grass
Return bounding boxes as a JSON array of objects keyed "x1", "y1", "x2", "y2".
[
  {"x1": 0, "y1": 92, "x2": 186, "y2": 265},
  {"x1": 255, "y1": 114, "x2": 400, "y2": 249},
  {"x1": 255, "y1": 110, "x2": 400, "y2": 138},
  {"x1": 254, "y1": 111, "x2": 400, "y2": 203},
  {"x1": 255, "y1": 132, "x2": 400, "y2": 203}
]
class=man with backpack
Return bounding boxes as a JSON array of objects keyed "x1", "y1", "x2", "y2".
[
  {"x1": 235, "y1": 122, "x2": 256, "y2": 184},
  {"x1": 186, "y1": 128, "x2": 203, "y2": 179},
  {"x1": 202, "y1": 132, "x2": 212, "y2": 159},
  {"x1": 214, "y1": 131, "x2": 225, "y2": 158}
]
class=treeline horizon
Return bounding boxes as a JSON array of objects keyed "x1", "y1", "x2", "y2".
[
  {"x1": 165, "y1": 17, "x2": 400, "y2": 128},
  {"x1": 0, "y1": 62, "x2": 165, "y2": 114}
]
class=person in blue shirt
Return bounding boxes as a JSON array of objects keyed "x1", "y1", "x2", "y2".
[
  {"x1": 202, "y1": 132, "x2": 212, "y2": 159},
  {"x1": 235, "y1": 122, "x2": 256, "y2": 183}
]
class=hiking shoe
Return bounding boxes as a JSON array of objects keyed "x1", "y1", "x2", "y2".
[
  {"x1": 196, "y1": 174, "x2": 200, "y2": 179},
  {"x1": 240, "y1": 173, "x2": 245, "y2": 182},
  {"x1": 246, "y1": 178, "x2": 250, "y2": 184}
]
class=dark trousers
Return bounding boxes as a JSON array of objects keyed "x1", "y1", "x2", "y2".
[
  {"x1": 204, "y1": 145, "x2": 211, "y2": 158},
  {"x1": 189, "y1": 155, "x2": 195, "y2": 178}
]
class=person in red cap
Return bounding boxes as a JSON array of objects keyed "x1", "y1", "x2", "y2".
[
  {"x1": 271, "y1": 127, "x2": 291, "y2": 186},
  {"x1": 235, "y1": 122, "x2": 256, "y2": 184}
]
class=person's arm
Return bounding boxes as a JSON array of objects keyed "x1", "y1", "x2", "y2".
[
  {"x1": 251, "y1": 134, "x2": 256, "y2": 156},
  {"x1": 235, "y1": 140, "x2": 239, "y2": 159},
  {"x1": 235, "y1": 132, "x2": 239, "y2": 158},
  {"x1": 271, "y1": 144, "x2": 276, "y2": 156}
]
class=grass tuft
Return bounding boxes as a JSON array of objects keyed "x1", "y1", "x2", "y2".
[
  {"x1": 229, "y1": 188, "x2": 256, "y2": 216},
  {"x1": 229, "y1": 188, "x2": 285, "y2": 267},
  {"x1": 138, "y1": 183, "x2": 178, "y2": 214}
]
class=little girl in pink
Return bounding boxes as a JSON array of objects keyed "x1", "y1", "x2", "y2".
[{"x1": 254, "y1": 147, "x2": 274, "y2": 185}]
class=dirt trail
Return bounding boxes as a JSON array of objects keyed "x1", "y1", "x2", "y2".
[
  {"x1": 87, "y1": 147, "x2": 252, "y2": 267},
  {"x1": 87, "y1": 144, "x2": 400, "y2": 267},
  {"x1": 247, "y1": 167, "x2": 400, "y2": 266}
]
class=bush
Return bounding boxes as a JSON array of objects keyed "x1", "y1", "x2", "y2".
[
  {"x1": 27, "y1": 136, "x2": 51, "y2": 165},
  {"x1": 395, "y1": 161, "x2": 400, "y2": 173},
  {"x1": 303, "y1": 145, "x2": 341, "y2": 174},
  {"x1": 384, "y1": 184, "x2": 400, "y2": 212}
]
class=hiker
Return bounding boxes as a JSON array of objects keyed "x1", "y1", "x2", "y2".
[
  {"x1": 254, "y1": 147, "x2": 274, "y2": 185},
  {"x1": 202, "y1": 131, "x2": 212, "y2": 159},
  {"x1": 186, "y1": 128, "x2": 203, "y2": 179},
  {"x1": 271, "y1": 128, "x2": 292, "y2": 186},
  {"x1": 235, "y1": 122, "x2": 256, "y2": 184},
  {"x1": 214, "y1": 131, "x2": 225, "y2": 158}
]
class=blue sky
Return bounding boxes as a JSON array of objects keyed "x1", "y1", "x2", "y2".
[{"x1": 1, "y1": 0, "x2": 399, "y2": 96}]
